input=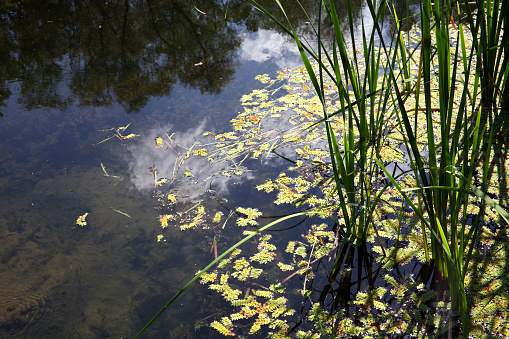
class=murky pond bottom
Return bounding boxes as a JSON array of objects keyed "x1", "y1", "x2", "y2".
[
  {"x1": 0, "y1": 163, "x2": 226, "y2": 337},
  {"x1": 0, "y1": 139, "x2": 300, "y2": 338}
]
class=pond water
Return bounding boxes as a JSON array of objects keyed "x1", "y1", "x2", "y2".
[{"x1": 0, "y1": 0, "x2": 420, "y2": 337}]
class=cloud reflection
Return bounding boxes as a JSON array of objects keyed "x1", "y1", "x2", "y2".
[
  {"x1": 126, "y1": 121, "x2": 254, "y2": 201},
  {"x1": 240, "y1": 29, "x2": 302, "y2": 69}
]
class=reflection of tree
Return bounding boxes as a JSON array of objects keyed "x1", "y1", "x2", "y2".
[
  {"x1": 245, "y1": 0, "x2": 380, "y2": 57},
  {"x1": 0, "y1": 0, "x2": 252, "y2": 113},
  {"x1": 382, "y1": 0, "x2": 421, "y2": 35},
  {"x1": 0, "y1": 1, "x2": 70, "y2": 111},
  {"x1": 146, "y1": 0, "x2": 240, "y2": 96},
  {"x1": 0, "y1": 0, "x2": 399, "y2": 114},
  {"x1": 67, "y1": 0, "x2": 248, "y2": 112}
]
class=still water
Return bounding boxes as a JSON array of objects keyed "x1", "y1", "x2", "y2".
[{"x1": 0, "y1": 0, "x2": 411, "y2": 337}]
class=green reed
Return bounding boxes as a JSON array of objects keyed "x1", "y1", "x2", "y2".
[
  {"x1": 255, "y1": 0, "x2": 509, "y2": 337},
  {"x1": 254, "y1": 0, "x2": 397, "y2": 247},
  {"x1": 462, "y1": 0, "x2": 508, "y2": 111},
  {"x1": 382, "y1": 1, "x2": 508, "y2": 335}
]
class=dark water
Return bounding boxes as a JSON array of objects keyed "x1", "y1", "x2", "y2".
[{"x1": 0, "y1": 0, "x2": 418, "y2": 337}]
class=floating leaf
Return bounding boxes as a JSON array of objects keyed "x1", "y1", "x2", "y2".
[
  {"x1": 269, "y1": 284, "x2": 285, "y2": 293},
  {"x1": 122, "y1": 133, "x2": 138, "y2": 140},
  {"x1": 230, "y1": 297, "x2": 258, "y2": 307},
  {"x1": 286, "y1": 241, "x2": 296, "y2": 253},
  {"x1": 213, "y1": 211, "x2": 223, "y2": 223},
  {"x1": 250, "y1": 268, "x2": 263, "y2": 279},
  {"x1": 218, "y1": 259, "x2": 231, "y2": 269},
  {"x1": 193, "y1": 148, "x2": 208, "y2": 156},
  {"x1": 236, "y1": 207, "x2": 262, "y2": 226},
  {"x1": 210, "y1": 321, "x2": 235, "y2": 336},
  {"x1": 200, "y1": 272, "x2": 217, "y2": 284},
  {"x1": 229, "y1": 249, "x2": 242, "y2": 259},
  {"x1": 246, "y1": 115, "x2": 260, "y2": 123},
  {"x1": 159, "y1": 214, "x2": 174, "y2": 228},
  {"x1": 233, "y1": 258, "x2": 250, "y2": 270},
  {"x1": 155, "y1": 178, "x2": 168, "y2": 187},
  {"x1": 76, "y1": 213, "x2": 89, "y2": 227},
  {"x1": 230, "y1": 312, "x2": 247, "y2": 320},
  {"x1": 111, "y1": 207, "x2": 131, "y2": 218},
  {"x1": 277, "y1": 262, "x2": 294, "y2": 271},
  {"x1": 254, "y1": 74, "x2": 271, "y2": 83},
  {"x1": 232, "y1": 267, "x2": 252, "y2": 281},
  {"x1": 294, "y1": 246, "x2": 307, "y2": 258},
  {"x1": 250, "y1": 249, "x2": 276, "y2": 264}
]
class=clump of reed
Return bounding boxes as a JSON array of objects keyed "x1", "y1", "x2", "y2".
[{"x1": 253, "y1": 0, "x2": 508, "y2": 337}]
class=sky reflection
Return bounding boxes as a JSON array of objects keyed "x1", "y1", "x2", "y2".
[
  {"x1": 125, "y1": 121, "x2": 254, "y2": 200},
  {"x1": 239, "y1": 29, "x2": 302, "y2": 69}
]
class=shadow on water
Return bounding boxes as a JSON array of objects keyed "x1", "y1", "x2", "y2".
[{"x1": 288, "y1": 237, "x2": 463, "y2": 338}]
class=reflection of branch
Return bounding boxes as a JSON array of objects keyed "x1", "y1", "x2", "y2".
[
  {"x1": 172, "y1": 3, "x2": 208, "y2": 54},
  {"x1": 120, "y1": 0, "x2": 130, "y2": 52},
  {"x1": 213, "y1": 192, "x2": 234, "y2": 214},
  {"x1": 147, "y1": 0, "x2": 207, "y2": 54},
  {"x1": 272, "y1": 149, "x2": 297, "y2": 164},
  {"x1": 164, "y1": 132, "x2": 178, "y2": 153},
  {"x1": 195, "y1": 311, "x2": 223, "y2": 326},
  {"x1": 146, "y1": 0, "x2": 173, "y2": 48}
]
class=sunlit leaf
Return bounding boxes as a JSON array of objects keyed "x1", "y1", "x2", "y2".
[
  {"x1": 76, "y1": 212, "x2": 89, "y2": 227},
  {"x1": 155, "y1": 137, "x2": 163, "y2": 148},
  {"x1": 122, "y1": 133, "x2": 138, "y2": 140}
]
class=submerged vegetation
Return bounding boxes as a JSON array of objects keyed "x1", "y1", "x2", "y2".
[{"x1": 131, "y1": 0, "x2": 509, "y2": 338}]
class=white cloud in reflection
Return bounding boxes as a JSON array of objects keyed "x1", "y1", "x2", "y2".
[
  {"x1": 125, "y1": 121, "x2": 254, "y2": 201},
  {"x1": 240, "y1": 29, "x2": 302, "y2": 69}
]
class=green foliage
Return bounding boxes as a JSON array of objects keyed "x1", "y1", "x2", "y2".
[
  {"x1": 244, "y1": 0, "x2": 508, "y2": 336},
  {"x1": 210, "y1": 320, "x2": 235, "y2": 336},
  {"x1": 197, "y1": 232, "x2": 298, "y2": 336},
  {"x1": 353, "y1": 287, "x2": 388, "y2": 311},
  {"x1": 236, "y1": 207, "x2": 262, "y2": 227},
  {"x1": 75, "y1": 212, "x2": 89, "y2": 227}
]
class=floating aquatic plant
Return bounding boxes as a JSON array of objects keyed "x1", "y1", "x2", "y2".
[
  {"x1": 75, "y1": 212, "x2": 89, "y2": 227},
  {"x1": 96, "y1": 123, "x2": 139, "y2": 145},
  {"x1": 159, "y1": 214, "x2": 174, "y2": 229},
  {"x1": 235, "y1": 207, "x2": 262, "y2": 227}
]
